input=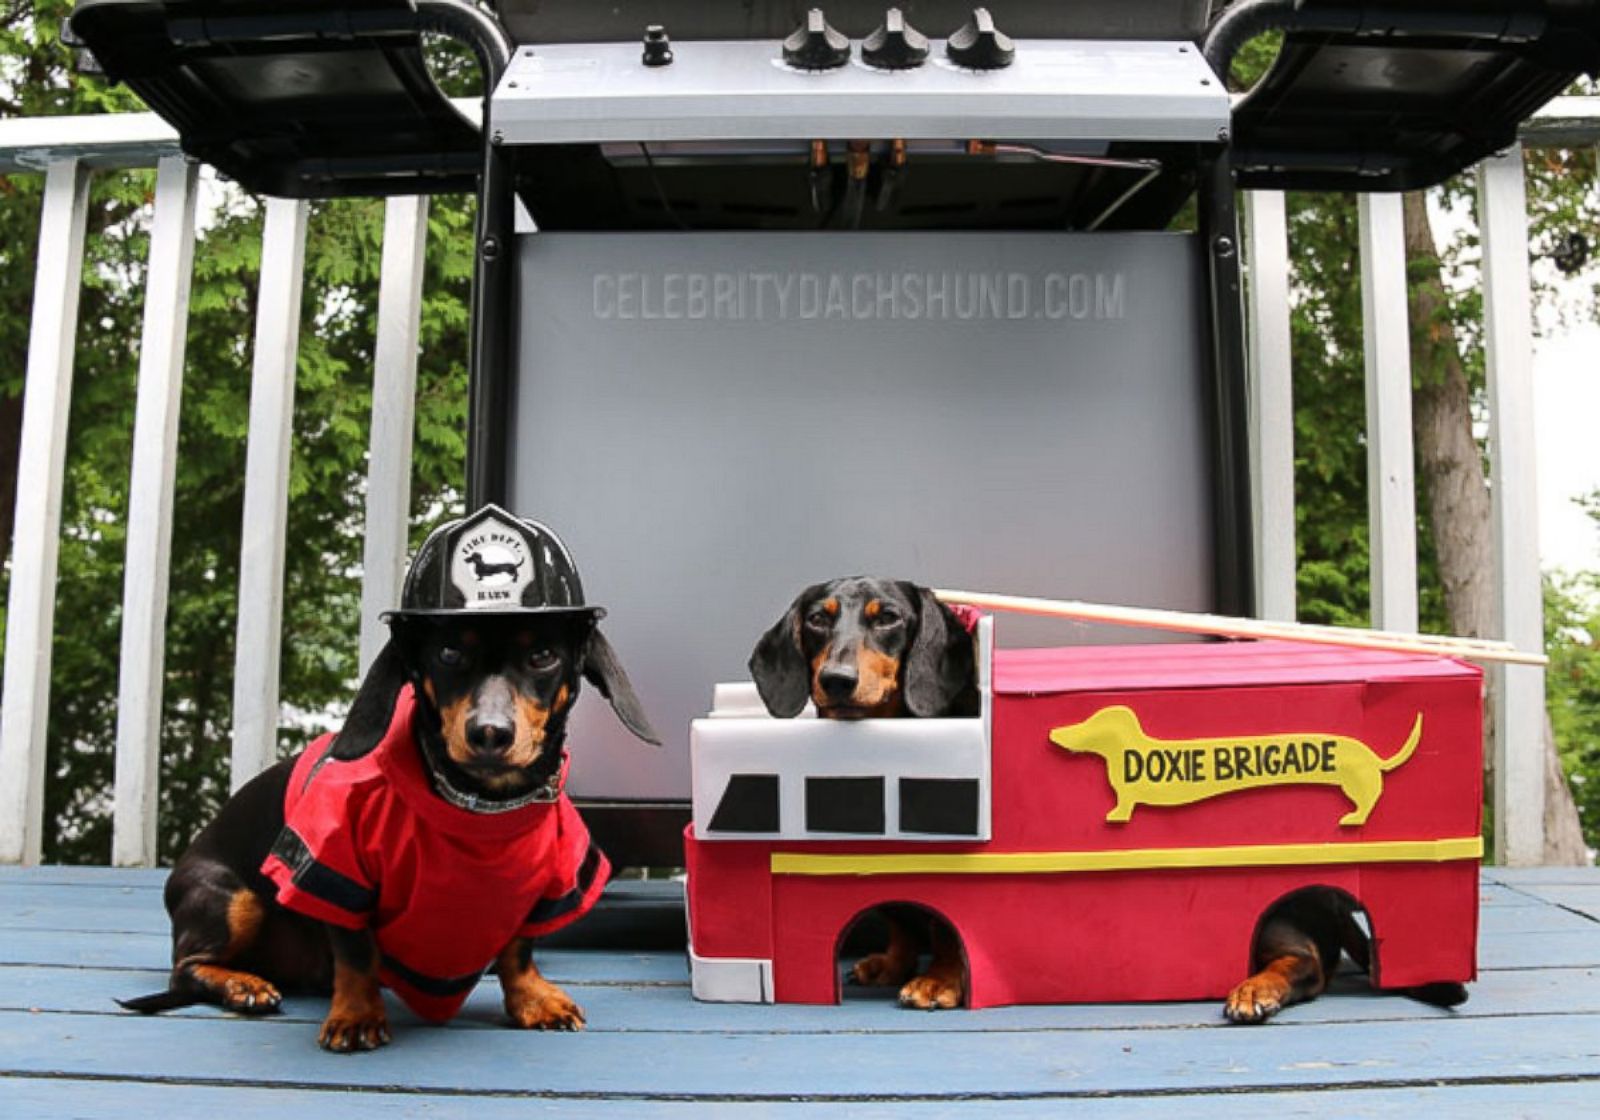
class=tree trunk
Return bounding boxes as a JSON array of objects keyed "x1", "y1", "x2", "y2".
[
  {"x1": 1544, "y1": 714, "x2": 1591, "y2": 864},
  {"x1": 1402, "y1": 191, "x2": 1589, "y2": 864}
]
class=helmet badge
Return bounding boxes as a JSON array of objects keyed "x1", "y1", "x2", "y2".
[{"x1": 449, "y1": 514, "x2": 536, "y2": 609}]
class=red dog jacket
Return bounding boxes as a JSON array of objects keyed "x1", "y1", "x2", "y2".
[{"x1": 261, "y1": 686, "x2": 609, "y2": 1021}]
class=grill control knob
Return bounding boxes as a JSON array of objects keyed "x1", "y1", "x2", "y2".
[
  {"x1": 783, "y1": 9, "x2": 851, "y2": 70},
  {"x1": 863, "y1": 9, "x2": 929, "y2": 70},
  {"x1": 642, "y1": 25, "x2": 673, "y2": 67},
  {"x1": 946, "y1": 8, "x2": 1014, "y2": 71}
]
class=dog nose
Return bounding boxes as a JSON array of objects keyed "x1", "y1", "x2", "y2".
[
  {"x1": 818, "y1": 667, "x2": 858, "y2": 702},
  {"x1": 466, "y1": 718, "x2": 516, "y2": 754}
]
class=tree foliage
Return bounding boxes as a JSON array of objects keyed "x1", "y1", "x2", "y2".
[
  {"x1": 1232, "y1": 38, "x2": 1600, "y2": 850},
  {"x1": 1, "y1": 8, "x2": 1597, "y2": 860},
  {"x1": 1546, "y1": 496, "x2": 1600, "y2": 844},
  {"x1": 0, "y1": 5, "x2": 475, "y2": 861}
]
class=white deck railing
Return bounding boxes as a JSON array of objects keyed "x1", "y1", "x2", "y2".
[
  {"x1": 0, "y1": 104, "x2": 1591, "y2": 867},
  {"x1": 0, "y1": 113, "x2": 427, "y2": 868}
]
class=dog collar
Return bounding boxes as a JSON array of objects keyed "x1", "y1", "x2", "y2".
[
  {"x1": 421, "y1": 748, "x2": 569, "y2": 814},
  {"x1": 403, "y1": 672, "x2": 569, "y2": 813},
  {"x1": 409, "y1": 705, "x2": 569, "y2": 814}
]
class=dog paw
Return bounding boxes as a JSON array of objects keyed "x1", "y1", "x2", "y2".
[
  {"x1": 318, "y1": 1010, "x2": 392, "y2": 1052},
  {"x1": 219, "y1": 974, "x2": 282, "y2": 1015},
  {"x1": 898, "y1": 973, "x2": 963, "y2": 1010},
  {"x1": 1224, "y1": 975, "x2": 1289, "y2": 1024},
  {"x1": 506, "y1": 984, "x2": 586, "y2": 1031},
  {"x1": 851, "y1": 952, "x2": 914, "y2": 988}
]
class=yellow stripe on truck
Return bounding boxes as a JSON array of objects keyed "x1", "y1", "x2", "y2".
[{"x1": 771, "y1": 836, "x2": 1483, "y2": 876}]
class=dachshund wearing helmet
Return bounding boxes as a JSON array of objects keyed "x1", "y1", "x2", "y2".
[{"x1": 120, "y1": 508, "x2": 660, "y2": 1051}]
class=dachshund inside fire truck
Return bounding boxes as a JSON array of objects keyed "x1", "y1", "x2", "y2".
[{"x1": 749, "y1": 576, "x2": 978, "y2": 1009}]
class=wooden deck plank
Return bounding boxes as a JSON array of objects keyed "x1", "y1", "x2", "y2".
[
  {"x1": 6, "y1": 960, "x2": 1600, "y2": 1028},
  {"x1": 0, "y1": 879, "x2": 1549, "y2": 944},
  {"x1": 0, "y1": 928, "x2": 171, "y2": 968},
  {"x1": 12, "y1": 921, "x2": 1591, "y2": 978},
  {"x1": 0, "y1": 877, "x2": 678, "y2": 912},
  {"x1": 1503, "y1": 884, "x2": 1600, "y2": 919},
  {"x1": 4, "y1": 886, "x2": 1595, "y2": 973},
  {"x1": 0, "y1": 874, "x2": 1547, "y2": 929},
  {"x1": 0, "y1": 864, "x2": 166, "y2": 888},
  {"x1": 6, "y1": 1007, "x2": 1600, "y2": 1098},
  {"x1": 33, "y1": 890, "x2": 1597, "y2": 949},
  {"x1": 0, "y1": 878, "x2": 1567, "y2": 931},
  {"x1": 2, "y1": 866, "x2": 1596, "y2": 1114},
  {"x1": 0, "y1": 930, "x2": 689, "y2": 983},
  {"x1": 7, "y1": 1074, "x2": 1600, "y2": 1118},
  {"x1": 3, "y1": 893, "x2": 170, "y2": 934},
  {"x1": 1474, "y1": 881, "x2": 1545, "y2": 907},
  {"x1": 0, "y1": 889, "x2": 688, "y2": 934},
  {"x1": 1477, "y1": 901, "x2": 1599, "y2": 933},
  {"x1": 1484, "y1": 867, "x2": 1600, "y2": 886},
  {"x1": 1477, "y1": 929, "x2": 1600, "y2": 969}
]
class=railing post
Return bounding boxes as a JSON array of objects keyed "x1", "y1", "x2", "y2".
[
  {"x1": 1358, "y1": 192, "x2": 1419, "y2": 633},
  {"x1": 358, "y1": 196, "x2": 429, "y2": 674},
  {"x1": 0, "y1": 159, "x2": 91, "y2": 865},
  {"x1": 111, "y1": 155, "x2": 200, "y2": 867},
  {"x1": 1479, "y1": 145, "x2": 1546, "y2": 866},
  {"x1": 230, "y1": 197, "x2": 309, "y2": 791},
  {"x1": 1243, "y1": 190, "x2": 1296, "y2": 623}
]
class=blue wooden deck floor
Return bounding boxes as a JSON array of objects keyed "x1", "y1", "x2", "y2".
[{"x1": 3, "y1": 866, "x2": 1599, "y2": 1117}]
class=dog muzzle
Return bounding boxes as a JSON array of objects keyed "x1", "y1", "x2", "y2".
[{"x1": 421, "y1": 740, "x2": 569, "y2": 814}]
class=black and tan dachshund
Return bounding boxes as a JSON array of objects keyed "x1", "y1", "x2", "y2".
[
  {"x1": 1224, "y1": 886, "x2": 1467, "y2": 1023},
  {"x1": 748, "y1": 577, "x2": 978, "y2": 723},
  {"x1": 120, "y1": 612, "x2": 658, "y2": 1050},
  {"x1": 749, "y1": 577, "x2": 978, "y2": 1008}
]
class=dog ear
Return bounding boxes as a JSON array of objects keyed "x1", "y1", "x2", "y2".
[
  {"x1": 329, "y1": 637, "x2": 412, "y2": 759},
  {"x1": 583, "y1": 628, "x2": 662, "y2": 745},
  {"x1": 901, "y1": 584, "x2": 977, "y2": 718},
  {"x1": 748, "y1": 587, "x2": 820, "y2": 718}
]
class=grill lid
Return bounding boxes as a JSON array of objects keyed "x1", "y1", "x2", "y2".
[
  {"x1": 1212, "y1": 0, "x2": 1600, "y2": 191},
  {"x1": 69, "y1": 0, "x2": 497, "y2": 198}
]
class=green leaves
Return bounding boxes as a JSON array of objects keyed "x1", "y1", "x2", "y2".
[
  {"x1": 1545, "y1": 551, "x2": 1600, "y2": 844},
  {"x1": 2, "y1": 0, "x2": 1594, "y2": 861},
  {"x1": 1281, "y1": 191, "x2": 1382, "y2": 632},
  {"x1": 0, "y1": 1, "x2": 479, "y2": 862},
  {"x1": 0, "y1": 58, "x2": 473, "y2": 860}
]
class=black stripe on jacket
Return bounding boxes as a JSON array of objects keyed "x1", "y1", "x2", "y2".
[
  {"x1": 269, "y1": 826, "x2": 377, "y2": 916},
  {"x1": 524, "y1": 843, "x2": 605, "y2": 928},
  {"x1": 380, "y1": 952, "x2": 485, "y2": 998}
]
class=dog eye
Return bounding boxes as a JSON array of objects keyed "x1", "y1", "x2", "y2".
[
  {"x1": 873, "y1": 610, "x2": 903, "y2": 627},
  {"x1": 437, "y1": 647, "x2": 464, "y2": 667},
  {"x1": 528, "y1": 651, "x2": 561, "y2": 674},
  {"x1": 804, "y1": 610, "x2": 832, "y2": 630}
]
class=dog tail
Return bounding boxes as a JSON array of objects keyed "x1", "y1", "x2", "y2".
[
  {"x1": 117, "y1": 986, "x2": 206, "y2": 1014},
  {"x1": 1379, "y1": 713, "x2": 1425, "y2": 772}
]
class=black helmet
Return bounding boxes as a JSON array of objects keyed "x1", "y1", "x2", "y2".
[{"x1": 384, "y1": 504, "x2": 604, "y2": 621}]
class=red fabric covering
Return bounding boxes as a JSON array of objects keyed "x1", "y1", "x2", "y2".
[
  {"x1": 261, "y1": 687, "x2": 609, "y2": 1022},
  {"x1": 992, "y1": 639, "x2": 1474, "y2": 694},
  {"x1": 687, "y1": 640, "x2": 1482, "y2": 1006},
  {"x1": 946, "y1": 603, "x2": 984, "y2": 634}
]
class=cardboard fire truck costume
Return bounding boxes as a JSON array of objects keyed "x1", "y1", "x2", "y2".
[{"x1": 686, "y1": 619, "x2": 1483, "y2": 1007}]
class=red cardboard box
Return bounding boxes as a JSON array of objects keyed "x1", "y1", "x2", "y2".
[{"x1": 687, "y1": 626, "x2": 1483, "y2": 1007}]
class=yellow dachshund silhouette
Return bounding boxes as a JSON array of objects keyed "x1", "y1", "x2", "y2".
[{"x1": 1049, "y1": 706, "x2": 1423, "y2": 826}]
